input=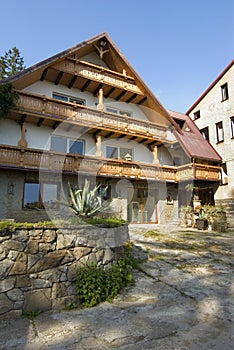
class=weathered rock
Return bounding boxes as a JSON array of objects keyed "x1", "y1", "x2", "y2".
[
  {"x1": 7, "y1": 288, "x2": 24, "y2": 302},
  {"x1": 0, "y1": 245, "x2": 7, "y2": 260},
  {"x1": 24, "y1": 239, "x2": 39, "y2": 254},
  {"x1": 0, "y1": 277, "x2": 15, "y2": 293},
  {"x1": 9, "y1": 252, "x2": 27, "y2": 275},
  {"x1": 43, "y1": 229, "x2": 57, "y2": 243},
  {"x1": 0, "y1": 259, "x2": 14, "y2": 279},
  {"x1": 4, "y1": 239, "x2": 26, "y2": 251},
  {"x1": 57, "y1": 233, "x2": 76, "y2": 249},
  {"x1": 0, "y1": 294, "x2": 13, "y2": 314},
  {"x1": 23, "y1": 288, "x2": 51, "y2": 312},
  {"x1": 73, "y1": 246, "x2": 92, "y2": 259}
]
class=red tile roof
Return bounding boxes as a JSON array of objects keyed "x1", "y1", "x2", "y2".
[{"x1": 168, "y1": 110, "x2": 222, "y2": 162}]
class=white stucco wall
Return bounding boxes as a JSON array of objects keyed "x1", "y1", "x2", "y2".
[{"x1": 188, "y1": 63, "x2": 234, "y2": 199}]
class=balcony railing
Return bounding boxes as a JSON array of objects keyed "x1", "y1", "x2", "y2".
[
  {"x1": 14, "y1": 91, "x2": 167, "y2": 140},
  {"x1": 0, "y1": 145, "x2": 220, "y2": 182}
]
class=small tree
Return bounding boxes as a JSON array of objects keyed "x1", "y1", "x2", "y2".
[
  {"x1": 0, "y1": 47, "x2": 25, "y2": 80},
  {"x1": 0, "y1": 83, "x2": 19, "y2": 118}
]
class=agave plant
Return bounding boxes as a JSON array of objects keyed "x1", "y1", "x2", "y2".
[{"x1": 66, "y1": 179, "x2": 111, "y2": 218}]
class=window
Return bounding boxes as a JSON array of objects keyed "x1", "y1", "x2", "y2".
[
  {"x1": 106, "y1": 146, "x2": 118, "y2": 159},
  {"x1": 106, "y1": 106, "x2": 132, "y2": 117},
  {"x1": 106, "y1": 146, "x2": 133, "y2": 160},
  {"x1": 23, "y1": 182, "x2": 59, "y2": 209},
  {"x1": 52, "y1": 93, "x2": 85, "y2": 105},
  {"x1": 221, "y1": 83, "x2": 229, "y2": 101},
  {"x1": 216, "y1": 121, "x2": 224, "y2": 143},
  {"x1": 193, "y1": 111, "x2": 200, "y2": 120},
  {"x1": 23, "y1": 183, "x2": 40, "y2": 208},
  {"x1": 200, "y1": 127, "x2": 209, "y2": 141},
  {"x1": 51, "y1": 136, "x2": 67, "y2": 153},
  {"x1": 51, "y1": 136, "x2": 84, "y2": 155},
  {"x1": 69, "y1": 140, "x2": 84, "y2": 155},
  {"x1": 230, "y1": 117, "x2": 234, "y2": 138},
  {"x1": 173, "y1": 118, "x2": 185, "y2": 129}
]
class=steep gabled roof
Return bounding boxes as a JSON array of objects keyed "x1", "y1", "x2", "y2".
[
  {"x1": 168, "y1": 110, "x2": 222, "y2": 162},
  {"x1": 0, "y1": 32, "x2": 179, "y2": 130},
  {"x1": 186, "y1": 59, "x2": 234, "y2": 115}
]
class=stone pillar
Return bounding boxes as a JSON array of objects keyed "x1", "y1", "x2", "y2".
[
  {"x1": 95, "y1": 135, "x2": 103, "y2": 157},
  {"x1": 152, "y1": 145, "x2": 159, "y2": 164},
  {"x1": 97, "y1": 88, "x2": 104, "y2": 110},
  {"x1": 18, "y1": 123, "x2": 27, "y2": 148}
]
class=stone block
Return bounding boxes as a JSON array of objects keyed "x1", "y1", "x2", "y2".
[
  {"x1": 9, "y1": 252, "x2": 27, "y2": 275},
  {"x1": 7, "y1": 288, "x2": 24, "y2": 302},
  {"x1": 23, "y1": 288, "x2": 51, "y2": 312},
  {"x1": 12, "y1": 230, "x2": 28, "y2": 242},
  {"x1": 15, "y1": 275, "x2": 31, "y2": 288},
  {"x1": 0, "y1": 245, "x2": 7, "y2": 260},
  {"x1": 57, "y1": 234, "x2": 76, "y2": 250},
  {"x1": 28, "y1": 250, "x2": 66, "y2": 273},
  {"x1": 43, "y1": 229, "x2": 57, "y2": 243},
  {"x1": 25, "y1": 239, "x2": 39, "y2": 254},
  {"x1": 0, "y1": 259, "x2": 14, "y2": 279},
  {"x1": 0, "y1": 294, "x2": 13, "y2": 315},
  {"x1": 73, "y1": 247, "x2": 92, "y2": 259},
  {"x1": 0, "y1": 277, "x2": 15, "y2": 293},
  {"x1": 4, "y1": 239, "x2": 26, "y2": 251}
]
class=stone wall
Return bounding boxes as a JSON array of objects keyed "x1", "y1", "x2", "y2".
[{"x1": 0, "y1": 224, "x2": 129, "y2": 316}]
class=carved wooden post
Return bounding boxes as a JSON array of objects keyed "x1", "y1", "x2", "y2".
[
  {"x1": 97, "y1": 88, "x2": 104, "y2": 110},
  {"x1": 95, "y1": 135, "x2": 103, "y2": 157},
  {"x1": 18, "y1": 123, "x2": 28, "y2": 149},
  {"x1": 152, "y1": 145, "x2": 159, "y2": 164}
]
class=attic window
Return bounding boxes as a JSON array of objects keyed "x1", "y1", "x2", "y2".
[
  {"x1": 193, "y1": 111, "x2": 200, "y2": 120},
  {"x1": 173, "y1": 118, "x2": 185, "y2": 129}
]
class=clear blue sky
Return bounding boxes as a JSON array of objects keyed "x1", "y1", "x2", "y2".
[{"x1": 0, "y1": 0, "x2": 233, "y2": 112}]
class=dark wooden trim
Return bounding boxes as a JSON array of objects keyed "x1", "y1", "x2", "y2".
[
  {"x1": 93, "y1": 83, "x2": 103, "y2": 96},
  {"x1": 52, "y1": 121, "x2": 61, "y2": 129},
  {"x1": 81, "y1": 79, "x2": 91, "y2": 92},
  {"x1": 40, "y1": 68, "x2": 48, "y2": 81},
  {"x1": 104, "y1": 87, "x2": 115, "y2": 98},
  {"x1": 115, "y1": 90, "x2": 126, "y2": 101},
  {"x1": 19, "y1": 114, "x2": 27, "y2": 124},
  {"x1": 105, "y1": 132, "x2": 115, "y2": 138},
  {"x1": 126, "y1": 94, "x2": 137, "y2": 103},
  {"x1": 137, "y1": 96, "x2": 147, "y2": 105},
  {"x1": 54, "y1": 71, "x2": 63, "y2": 85},
  {"x1": 68, "y1": 75, "x2": 77, "y2": 89},
  {"x1": 37, "y1": 118, "x2": 44, "y2": 127}
]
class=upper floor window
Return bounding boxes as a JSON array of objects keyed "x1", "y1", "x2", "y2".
[
  {"x1": 220, "y1": 83, "x2": 229, "y2": 101},
  {"x1": 230, "y1": 116, "x2": 234, "y2": 138},
  {"x1": 193, "y1": 110, "x2": 200, "y2": 120},
  {"x1": 52, "y1": 93, "x2": 85, "y2": 106},
  {"x1": 51, "y1": 135, "x2": 84, "y2": 155},
  {"x1": 200, "y1": 126, "x2": 209, "y2": 141},
  {"x1": 216, "y1": 121, "x2": 224, "y2": 143},
  {"x1": 106, "y1": 146, "x2": 133, "y2": 160},
  {"x1": 106, "y1": 106, "x2": 132, "y2": 117}
]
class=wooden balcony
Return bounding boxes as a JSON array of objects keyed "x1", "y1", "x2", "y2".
[
  {"x1": 12, "y1": 91, "x2": 168, "y2": 143},
  {"x1": 0, "y1": 145, "x2": 220, "y2": 182}
]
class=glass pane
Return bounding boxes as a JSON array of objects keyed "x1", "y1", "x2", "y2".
[
  {"x1": 70, "y1": 97, "x2": 85, "y2": 105},
  {"x1": 51, "y1": 136, "x2": 67, "y2": 153},
  {"x1": 120, "y1": 148, "x2": 132, "y2": 159},
  {"x1": 106, "y1": 146, "x2": 118, "y2": 159},
  {"x1": 52, "y1": 93, "x2": 68, "y2": 101},
  {"x1": 119, "y1": 110, "x2": 132, "y2": 117},
  {"x1": 106, "y1": 107, "x2": 118, "y2": 114},
  {"x1": 42, "y1": 183, "x2": 58, "y2": 208},
  {"x1": 69, "y1": 140, "x2": 84, "y2": 155},
  {"x1": 23, "y1": 183, "x2": 39, "y2": 208}
]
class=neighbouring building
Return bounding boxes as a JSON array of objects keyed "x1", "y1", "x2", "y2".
[
  {"x1": 186, "y1": 60, "x2": 234, "y2": 228},
  {"x1": 0, "y1": 33, "x2": 222, "y2": 225}
]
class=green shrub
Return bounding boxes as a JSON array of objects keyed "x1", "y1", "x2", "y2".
[{"x1": 76, "y1": 245, "x2": 137, "y2": 307}]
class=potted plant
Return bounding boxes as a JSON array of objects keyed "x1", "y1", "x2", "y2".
[
  {"x1": 185, "y1": 184, "x2": 201, "y2": 210},
  {"x1": 180, "y1": 205, "x2": 194, "y2": 227}
]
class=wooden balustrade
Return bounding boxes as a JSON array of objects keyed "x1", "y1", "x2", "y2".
[
  {"x1": 15, "y1": 91, "x2": 167, "y2": 140},
  {"x1": 0, "y1": 145, "x2": 220, "y2": 182}
]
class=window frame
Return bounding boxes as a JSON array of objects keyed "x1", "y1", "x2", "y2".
[
  {"x1": 23, "y1": 182, "x2": 60, "y2": 209},
  {"x1": 106, "y1": 106, "x2": 132, "y2": 117},
  {"x1": 50, "y1": 135, "x2": 85, "y2": 155},
  {"x1": 220, "y1": 83, "x2": 229, "y2": 102},
  {"x1": 215, "y1": 121, "x2": 224, "y2": 143},
  {"x1": 106, "y1": 146, "x2": 133, "y2": 160},
  {"x1": 230, "y1": 116, "x2": 234, "y2": 139},
  {"x1": 193, "y1": 110, "x2": 200, "y2": 120},
  {"x1": 52, "y1": 92, "x2": 86, "y2": 106},
  {"x1": 200, "y1": 126, "x2": 209, "y2": 141}
]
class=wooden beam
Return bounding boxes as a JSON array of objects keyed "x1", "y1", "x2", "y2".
[
  {"x1": 129, "y1": 136, "x2": 137, "y2": 141},
  {"x1": 52, "y1": 121, "x2": 60, "y2": 130},
  {"x1": 19, "y1": 114, "x2": 27, "y2": 124},
  {"x1": 81, "y1": 79, "x2": 91, "y2": 92},
  {"x1": 105, "y1": 132, "x2": 115, "y2": 139},
  {"x1": 137, "y1": 96, "x2": 147, "y2": 105},
  {"x1": 117, "y1": 134, "x2": 125, "y2": 139},
  {"x1": 126, "y1": 94, "x2": 137, "y2": 103},
  {"x1": 93, "y1": 129, "x2": 102, "y2": 140},
  {"x1": 115, "y1": 90, "x2": 126, "y2": 101},
  {"x1": 93, "y1": 83, "x2": 103, "y2": 97},
  {"x1": 40, "y1": 68, "x2": 48, "y2": 81},
  {"x1": 37, "y1": 118, "x2": 44, "y2": 127},
  {"x1": 138, "y1": 138, "x2": 147, "y2": 144},
  {"x1": 68, "y1": 75, "x2": 77, "y2": 89},
  {"x1": 55, "y1": 71, "x2": 63, "y2": 85},
  {"x1": 104, "y1": 87, "x2": 115, "y2": 98}
]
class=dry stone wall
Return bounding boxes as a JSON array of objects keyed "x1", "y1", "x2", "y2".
[{"x1": 0, "y1": 224, "x2": 129, "y2": 316}]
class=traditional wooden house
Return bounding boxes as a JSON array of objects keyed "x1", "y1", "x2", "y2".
[{"x1": 0, "y1": 33, "x2": 222, "y2": 224}]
